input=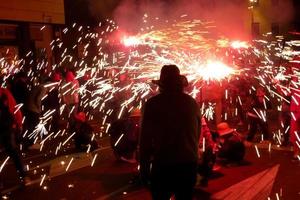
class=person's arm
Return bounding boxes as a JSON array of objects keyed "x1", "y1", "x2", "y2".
[
  {"x1": 139, "y1": 101, "x2": 153, "y2": 185},
  {"x1": 3, "y1": 88, "x2": 23, "y2": 129}
]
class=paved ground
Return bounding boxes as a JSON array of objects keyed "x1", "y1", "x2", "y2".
[{"x1": 0, "y1": 121, "x2": 299, "y2": 200}]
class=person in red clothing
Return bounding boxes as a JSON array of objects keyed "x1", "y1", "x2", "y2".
[
  {"x1": 289, "y1": 75, "x2": 300, "y2": 159},
  {"x1": 70, "y1": 112, "x2": 98, "y2": 152},
  {"x1": 197, "y1": 117, "x2": 217, "y2": 187},
  {"x1": 61, "y1": 71, "x2": 80, "y2": 119},
  {"x1": 274, "y1": 65, "x2": 300, "y2": 160},
  {"x1": 0, "y1": 87, "x2": 30, "y2": 186}
]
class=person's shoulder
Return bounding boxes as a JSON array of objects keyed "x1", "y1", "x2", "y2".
[
  {"x1": 182, "y1": 93, "x2": 198, "y2": 104},
  {"x1": 146, "y1": 94, "x2": 161, "y2": 103}
]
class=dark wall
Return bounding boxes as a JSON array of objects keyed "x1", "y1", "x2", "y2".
[
  {"x1": 64, "y1": 0, "x2": 97, "y2": 26},
  {"x1": 293, "y1": 0, "x2": 300, "y2": 31}
]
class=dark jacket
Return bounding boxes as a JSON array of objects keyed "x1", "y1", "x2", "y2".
[
  {"x1": 218, "y1": 131, "x2": 245, "y2": 162},
  {"x1": 140, "y1": 91, "x2": 201, "y2": 171}
]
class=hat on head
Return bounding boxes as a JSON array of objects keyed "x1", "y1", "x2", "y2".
[
  {"x1": 74, "y1": 112, "x2": 86, "y2": 122},
  {"x1": 152, "y1": 65, "x2": 187, "y2": 89},
  {"x1": 217, "y1": 122, "x2": 234, "y2": 136},
  {"x1": 130, "y1": 108, "x2": 141, "y2": 117}
]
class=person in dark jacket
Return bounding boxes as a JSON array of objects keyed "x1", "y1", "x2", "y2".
[
  {"x1": 246, "y1": 87, "x2": 271, "y2": 144},
  {"x1": 217, "y1": 122, "x2": 245, "y2": 163},
  {"x1": 140, "y1": 65, "x2": 201, "y2": 200},
  {"x1": 70, "y1": 112, "x2": 98, "y2": 151},
  {"x1": 109, "y1": 108, "x2": 141, "y2": 163}
]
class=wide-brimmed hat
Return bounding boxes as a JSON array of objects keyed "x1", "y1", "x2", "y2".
[
  {"x1": 129, "y1": 108, "x2": 141, "y2": 117},
  {"x1": 152, "y1": 65, "x2": 188, "y2": 88},
  {"x1": 217, "y1": 122, "x2": 234, "y2": 136},
  {"x1": 74, "y1": 112, "x2": 86, "y2": 122}
]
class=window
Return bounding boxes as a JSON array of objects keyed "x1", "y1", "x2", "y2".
[
  {"x1": 252, "y1": 22, "x2": 260, "y2": 37},
  {"x1": 271, "y1": 23, "x2": 280, "y2": 35}
]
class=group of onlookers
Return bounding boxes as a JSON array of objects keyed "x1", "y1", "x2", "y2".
[{"x1": 109, "y1": 64, "x2": 300, "y2": 200}]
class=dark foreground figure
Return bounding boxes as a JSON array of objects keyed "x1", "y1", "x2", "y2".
[
  {"x1": 109, "y1": 108, "x2": 141, "y2": 163},
  {"x1": 140, "y1": 65, "x2": 201, "y2": 200}
]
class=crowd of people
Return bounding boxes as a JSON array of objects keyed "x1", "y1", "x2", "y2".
[
  {"x1": 0, "y1": 60, "x2": 299, "y2": 198},
  {"x1": 0, "y1": 70, "x2": 98, "y2": 186},
  {"x1": 108, "y1": 64, "x2": 300, "y2": 200}
]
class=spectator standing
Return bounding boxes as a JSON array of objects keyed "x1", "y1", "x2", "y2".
[
  {"x1": 109, "y1": 108, "x2": 141, "y2": 163},
  {"x1": 60, "y1": 71, "x2": 80, "y2": 119},
  {"x1": 0, "y1": 88, "x2": 30, "y2": 185},
  {"x1": 245, "y1": 87, "x2": 271, "y2": 145},
  {"x1": 23, "y1": 79, "x2": 46, "y2": 147},
  {"x1": 70, "y1": 112, "x2": 98, "y2": 152},
  {"x1": 140, "y1": 65, "x2": 201, "y2": 200}
]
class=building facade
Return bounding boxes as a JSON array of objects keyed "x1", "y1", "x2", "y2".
[
  {"x1": 248, "y1": 0, "x2": 295, "y2": 37},
  {"x1": 0, "y1": 0, "x2": 65, "y2": 71}
]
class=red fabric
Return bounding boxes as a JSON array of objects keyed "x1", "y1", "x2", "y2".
[{"x1": 0, "y1": 88, "x2": 23, "y2": 128}]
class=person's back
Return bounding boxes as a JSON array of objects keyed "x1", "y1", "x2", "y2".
[
  {"x1": 143, "y1": 92, "x2": 200, "y2": 165},
  {"x1": 140, "y1": 65, "x2": 200, "y2": 200}
]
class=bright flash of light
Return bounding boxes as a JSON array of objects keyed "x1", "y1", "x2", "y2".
[
  {"x1": 230, "y1": 41, "x2": 249, "y2": 49},
  {"x1": 196, "y1": 61, "x2": 236, "y2": 81},
  {"x1": 122, "y1": 36, "x2": 143, "y2": 47}
]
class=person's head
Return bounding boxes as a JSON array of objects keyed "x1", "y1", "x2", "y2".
[
  {"x1": 65, "y1": 71, "x2": 75, "y2": 82},
  {"x1": 74, "y1": 112, "x2": 86, "y2": 123},
  {"x1": 153, "y1": 65, "x2": 187, "y2": 92},
  {"x1": 217, "y1": 122, "x2": 234, "y2": 138}
]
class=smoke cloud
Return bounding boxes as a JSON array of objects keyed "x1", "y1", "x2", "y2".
[{"x1": 88, "y1": 0, "x2": 295, "y2": 39}]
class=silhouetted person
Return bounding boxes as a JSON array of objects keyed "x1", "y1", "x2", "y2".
[
  {"x1": 23, "y1": 79, "x2": 46, "y2": 148},
  {"x1": 70, "y1": 112, "x2": 98, "y2": 152},
  {"x1": 246, "y1": 87, "x2": 271, "y2": 144},
  {"x1": 216, "y1": 122, "x2": 245, "y2": 164},
  {"x1": 43, "y1": 72, "x2": 62, "y2": 132},
  {"x1": 109, "y1": 108, "x2": 141, "y2": 163},
  {"x1": 10, "y1": 71, "x2": 29, "y2": 106},
  {"x1": 140, "y1": 65, "x2": 201, "y2": 200}
]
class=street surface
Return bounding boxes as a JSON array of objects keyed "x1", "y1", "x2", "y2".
[{"x1": 0, "y1": 121, "x2": 299, "y2": 200}]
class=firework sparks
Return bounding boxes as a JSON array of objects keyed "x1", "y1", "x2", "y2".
[{"x1": 0, "y1": 156, "x2": 10, "y2": 172}]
